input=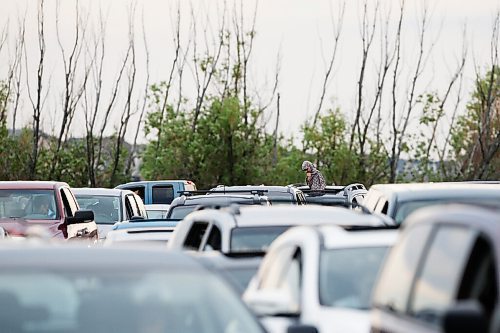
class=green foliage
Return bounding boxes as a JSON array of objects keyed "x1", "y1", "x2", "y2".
[{"x1": 451, "y1": 66, "x2": 500, "y2": 179}]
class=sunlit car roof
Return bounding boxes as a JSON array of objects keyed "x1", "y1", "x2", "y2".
[{"x1": 73, "y1": 188, "x2": 129, "y2": 196}]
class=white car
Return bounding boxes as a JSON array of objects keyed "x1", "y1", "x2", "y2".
[
  {"x1": 244, "y1": 225, "x2": 397, "y2": 333},
  {"x1": 145, "y1": 204, "x2": 170, "y2": 219},
  {"x1": 167, "y1": 205, "x2": 394, "y2": 254},
  {"x1": 73, "y1": 188, "x2": 148, "y2": 239}
]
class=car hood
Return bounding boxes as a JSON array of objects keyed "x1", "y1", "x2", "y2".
[{"x1": 0, "y1": 219, "x2": 62, "y2": 238}]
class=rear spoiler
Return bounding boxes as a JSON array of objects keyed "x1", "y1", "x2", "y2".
[{"x1": 223, "y1": 251, "x2": 267, "y2": 258}]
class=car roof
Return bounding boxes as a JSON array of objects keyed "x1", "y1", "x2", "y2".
[
  {"x1": 317, "y1": 225, "x2": 398, "y2": 248},
  {"x1": 171, "y1": 194, "x2": 264, "y2": 207},
  {"x1": 73, "y1": 188, "x2": 128, "y2": 196},
  {"x1": 0, "y1": 181, "x2": 68, "y2": 190},
  {"x1": 370, "y1": 182, "x2": 500, "y2": 201},
  {"x1": 210, "y1": 185, "x2": 298, "y2": 193},
  {"x1": 116, "y1": 180, "x2": 192, "y2": 187},
  {"x1": 231, "y1": 205, "x2": 387, "y2": 227},
  {"x1": 0, "y1": 243, "x2": 201, "y2": 269}
]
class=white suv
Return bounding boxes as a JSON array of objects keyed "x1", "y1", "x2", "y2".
[{"x1": 167, "y1": 205, "x2": 393, "y2": 254}]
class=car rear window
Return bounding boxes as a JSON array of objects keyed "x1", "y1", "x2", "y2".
[
  {"x1": 230, "y1": 226, "x2": 290, "y2": 253},
  {"x1": 152, "y1": 186, "x2": 174, "y2": 204}
]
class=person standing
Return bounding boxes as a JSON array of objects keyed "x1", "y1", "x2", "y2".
[{"x1": 301, "y1": 161, "x2": 326, "y2": 192}]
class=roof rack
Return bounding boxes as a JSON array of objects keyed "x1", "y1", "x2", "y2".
[
  {"x1": 177, "y1": 190, "x2": 211, "y2": 196},
  {"x1": 207, "y1": 188, "x2": 269, "y2": 195}
]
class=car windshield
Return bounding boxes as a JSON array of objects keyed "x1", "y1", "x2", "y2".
[
  {"x1": 0, "y1": 269, "x2": 264, "y2": 333},
  {"x1": 319, "y1": 247, "x2": 389, "y2": 310},
  {"x1": 0, "y1": 190, "x2": 58, "y2": 220},
  {"x1": 76, "y1": 195, "x2": 121, "y2": 224},
  {"x1": 394, "y1": 198, "x2": 500, "y2": 225},
  {"x1": 230, "y1": 226, "x2": 290, "y2": 252}
]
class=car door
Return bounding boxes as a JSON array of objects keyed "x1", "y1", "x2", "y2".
[
  {"x1": 372, "y1": 224, "x2": 481, "y2": 333},
  {"x1": 60, "y1": 187, "x2": 97, "y2": 240}
]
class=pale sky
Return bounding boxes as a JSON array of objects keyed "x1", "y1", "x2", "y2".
[{"x1": 0, "y1": 0, "x2": 498, "y2": 145}]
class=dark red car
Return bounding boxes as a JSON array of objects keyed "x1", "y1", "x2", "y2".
[{"x1": 0, "y1": 181, "x2": 98, "y2": 240}]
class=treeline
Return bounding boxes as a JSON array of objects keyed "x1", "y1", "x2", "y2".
[{"x1": 0, "y1": 1, "x2": 498, "y2": 188}]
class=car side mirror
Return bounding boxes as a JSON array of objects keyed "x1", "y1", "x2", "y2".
[
  {"x1": 287, "y1": 325, "x2": 318, "y2": 333},
  {"x1": 244, "y1": 289, "x2": 299, "y2": 317},
  {"x1": 443, "y1": 301, "x2": 487, "y2": 333},
  {"x1": 66, "y1": 210, "x2": 95, "y2": 225}
]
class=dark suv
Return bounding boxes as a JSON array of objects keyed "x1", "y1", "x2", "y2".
[
  {"x1": 166, "y1": 194, "x2": 270, "y2": 220},
  {"x1": 371, "y1": 205, "x2": 500, "y2": 333}
]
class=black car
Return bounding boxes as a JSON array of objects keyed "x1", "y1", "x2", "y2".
[
  {"x1": 209, "y1": 185, "x2": 307, "y2": 205},
  {"x1": 166, "y1": 193, "x2": 270, "y2": 220},
  {"x1": 0, "y1": 243, "x2": 266, "y2": 333},
  {"x1": 371, "y1": 205, "x2": 500, "y2": 333}
]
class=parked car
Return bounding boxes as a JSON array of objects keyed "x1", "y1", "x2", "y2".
[
  {"x1": 209, "y1": 185, "x2": 307, "y2": 205},
  {"x1": 363, "y1": 182, "x2": 500, "y2": 225},
  {"x1": 244, "y1": 224, "x2": 397, "y2": 333},
  {"x1": 104, "y1": 220, "x2": 179, "y2": 246},
  {"x1": 0, "y1": 181, "x2": 97, "y2": 240},
  {"x1": 144, "y1": 204, "x2": 170, "y2": 219},
  {"x1": 115, "y1": 180, "x2": 197, "y2": 205},
  {"x1": 294, "y1": 183, "x2": 367, "y2": 207},
  {"x1": 166, "y1": 194, "x2": 270, "y2": 220},
  {"x1": 168, "y1": 205, "x2": 394, "y2": 255},
  {"x1": 191, "y1": 251, "x2": 262, "y2": 295},
  {"x1": 0, "y1": 243, "x2": 266, "y2": 333},
  {"x1": 371, "y1": 205, "x2": 500, "y2": 333},
  {"x1": 73, "y1": 188, "x2": 147, "y2": 238}
]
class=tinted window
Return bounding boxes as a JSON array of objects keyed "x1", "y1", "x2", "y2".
[
  {"x1": 61, "y1": 188, "x2": 78, "y2": 217},
  {"x1": 204, "y1": 225, "x2": 222, "y2": 251},
  {"x1": 320, "y1": 247, "x2": 389, "y2": 310},
  {"x1": 183, "y1": 222, "x2": 209, "y2": 251},
  {"x1": 410, "y1": 227, "x2": 476, "y2": 325},
  {"x1": 152, "y1": 186, "x2": 174, "y2": 204},
  {"x1": 373, "y1": 224, "x2": 433, "y2": 313},
  {"x1": 231, "y1": 226, "x2": 290, "y2": 252}
]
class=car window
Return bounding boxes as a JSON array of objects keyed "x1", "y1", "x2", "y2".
[
  {"x1": 0, "y1": 190, "x2": 58, "y2": 220},
  {"x1": 230, "y1": 226, "x2": 291, "y2": 253},
  {"x1": 457, "y1": 235, "x2": 498, "y2": 320},
  {"x1": 125, "y1": 186, "x2": 145, "y2": 201},
  {"x1": 125, "y1": 194, "x2": 140, "y2": 219},
  {"x1": 409, "y1": 226, "x2": 476, "y2": 325},
  {"x1": 168, "y1": 206, "x2": 197, "y2": 220},
  {"x1": 132, "y1": 194, "x2": 147, "y2": 217},
  {"x1": 183, "y1": 222, "x2": 209, "y2": 251},
  {"x1": 373, "y1": 224, "x2": 433, "y2": 314},
  {"x1": 60, "y1": 188, "x2": 78, "y2": 217},
  {"x1": 152, "y1": 185, "x2": 174, "y2": 204},
  {"x1": 320, "y1": 246, "x2": 390, "y2": 310},
  {"x1": 203, "y1": 225, "x2": 222, "y2": 251}
]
